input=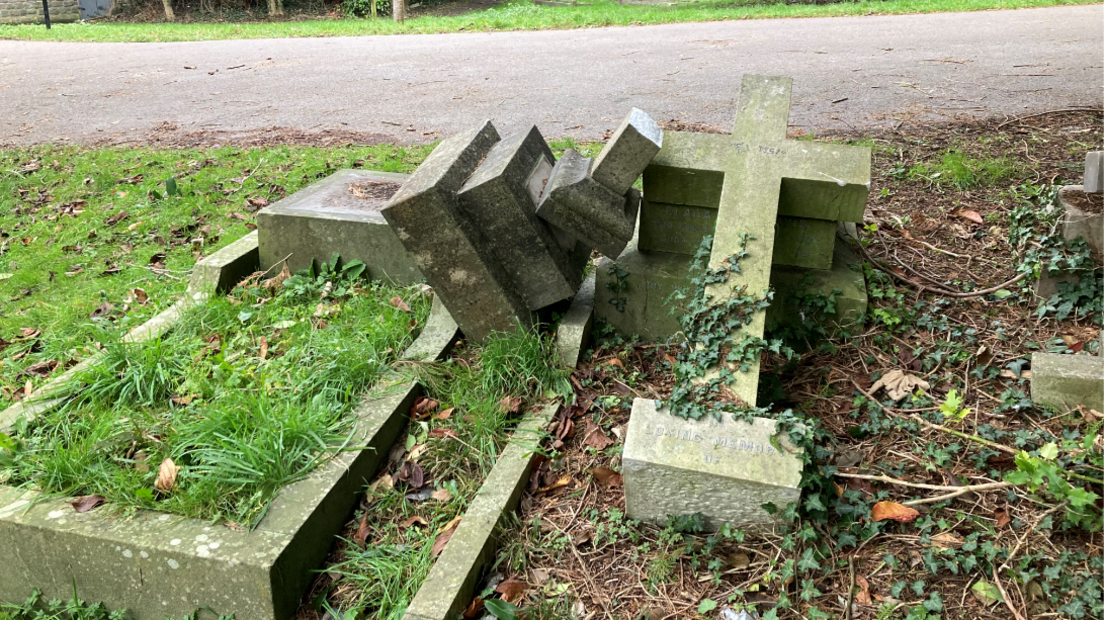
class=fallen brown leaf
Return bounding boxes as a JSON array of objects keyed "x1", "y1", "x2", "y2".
[
  {"x1": 869, "y1": 369, "x2": 930, "y2": 401},
  {"x1": 871, "y1": 501, "x2": 920, "y2": 522},
  {"x1": 994, "y1": 507, "x2": 1011, "y2": 529},
  {"x1": 954, "y1": 208, "x2": 984, "y2": 224},
  {"x1": 431, "y1": 487, "x2": 452, "y2": 502},
  {"x1": 396, "y1": 460, "x2": 426, "y2": 489},
  {"x1": 155, "y1": 458, "x2": 180, "y2": 492},
  {"x1": 583, "y1": 420, "x2": 614, "y2": 450},
  {"x1": 70, "y1": 494, "x2": 107, "y2": 513},
  {"x1": 353, "y1": 511, "x2": 369, "y2": 547},
  {"x1": 389, "y1": 296, "x2": 412, "y2": 312},
  {"x1": 432, "y1": 516, "x2": 461, "y2": 557},
  {"x1": 590, "y1": 467, "x2": 623, "y2": 487},
  {"x1": 856, "y1": 575, "x2": 873, "y2": 606},
  {"x1": 462, "y1": 597, "x2": 485, "y2": 619},
  {"x1": 258, "y1": 336, "x2": 269, "y2": 360},
  {"x1": 429, "y1": 427, "x2": 458, "y2": 439},
  {"x1": 495, "y1": 577, "x2": 529, "y2": 604},
  {"x1": 499, "y1": 396, "x2": 523, "y2": 414},
  {"x1": 537, "y1": 475, "x2": 572, "y2": 494},
  {"x1": 400, "y1": 515, "x2": 429, "y2": 528},
  {"x1": 411, "y1": 396, "x2": 438, "y2": 420},
  {"x1": 435, "y1": 407, "x2": 454, "y2": 420}
]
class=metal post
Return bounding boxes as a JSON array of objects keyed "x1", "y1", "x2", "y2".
[{"x1": 41, "y1": 0, "x2": 51, "y2": 28}]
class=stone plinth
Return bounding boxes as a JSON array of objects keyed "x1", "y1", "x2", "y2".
[
  {"x1": 1031, "y1": 353, "x2": 1104, "y2": 412},
  {"x1": 257, "y1": 170, "x2": 422, "y2": 284},
  {"x1": 622, "y1": 398, "x2": 802, "y2": 530},
  {"x1": 1085, "y1": 152, "x2": 1103, "y2": 194},
  {"x1": 765, "y1": 240, "x2": 868, "y2": 334},
  {"x1": 1058, "y1": 185, "x2": 1103, "y2": 262},
  {"x1": 536, "y1": 149, "x2": 638, "y2": 258}
]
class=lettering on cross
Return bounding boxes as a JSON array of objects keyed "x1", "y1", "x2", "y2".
[{"x1": 646, "y1": 75, "x2": 871, "y2": 407}]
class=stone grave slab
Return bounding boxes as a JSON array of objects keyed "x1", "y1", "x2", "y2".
[
  {"x1": 622, "y1": 398, "x2": 802, "y2": 530},
  {"x1": 591, "y1": 107, "x2": 664, "y2": 195},
  {"x1": 1031, "y1": 352, "x2": 1104, "y2": 412},
  {"x1": 257, "y1": 170, "x2": 422, "y2": 284},
  {"x1": 382, "y1": 121, "x2": 533, "y2": 343},
  {"x1": 536, "y1": 148, "x2": 637, "y2": 258},
  {"x1": 457, "y1": 127, "x2": 582, "y2": 310}
]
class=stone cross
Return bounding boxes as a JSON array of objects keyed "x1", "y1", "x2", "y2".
[{"x1": 653, "y1": 75, "x2": 870, "y2": 407}]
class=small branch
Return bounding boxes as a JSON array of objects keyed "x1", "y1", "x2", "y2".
[
  {"x1": 1000, "y1": 500, "x2": 1068, "y2": 570},
  {"x1": 835, "y1": 472, "x2": 1011, "y2": 504},
  {"x1": 853, "y1": 236, "x2": 1028, "y2": 298},
  {"x1": 992, "y1": 568, "x2": 1028, "y2": 620},
  {"x1": 996, "y1": 107, "x2": 1102, "y2": 129}
]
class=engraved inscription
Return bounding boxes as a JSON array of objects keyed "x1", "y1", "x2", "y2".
[
  {"x1": 642, "y1": 422, "x2": 779, "y2": 467},
  {"x1": 526, "y1": 156, "x2": 553, "y2": 205}
]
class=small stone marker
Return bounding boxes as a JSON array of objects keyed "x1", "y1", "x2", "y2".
[
  {"x1": 382, "y1": 121, "x2": 532, "y2": 343},
  {"x1": 1084, "y1": 151, "x2": 1103, "y2": 194},
  {"x1": 457, "y1": 127, "x2": 584, "y2": 309},
  {"x1": 257, "y1": 170, "x2": 422, "y2": 283},
  {"x1": 623, "y1": 398, "x2": 802, "y2": 530},
  {"x1": 1030, "y1": 352, "x2": 1104, "y2": 412},
  {"x1": 591, "y1": 107, "x2": 664, "y2": 195}
]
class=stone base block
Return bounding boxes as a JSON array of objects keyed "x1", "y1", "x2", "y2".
[
  {"x1": 1031, "y1": 352, "x2": 1104, "y2": 412},
  {"x1": 596, "y1": 236, "x2": 866, "y2": 342},
  {"x1": 257, "y1": 170, "x2": 422, "y2": 284},
  {"x1": 622, "y1": 398, "x2": 802, "y2": 531},
  {"x1": 1058, "y1": 185, "x2": 1103, "y2": 263},
  {"x1": 765, "y1": 240, "x2": 867, "y2": 336},
  {"x1": 772, "y1": 216, "x2": 836, "y2": 270},
  {"x1": 556, "y1": 272, "x2": 596, "y2": 368}
]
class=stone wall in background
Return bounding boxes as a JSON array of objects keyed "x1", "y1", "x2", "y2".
[{"x1": 0, "y1": 0, "x2": 80, "y2": 24}]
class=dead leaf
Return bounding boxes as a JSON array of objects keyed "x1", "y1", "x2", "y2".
[
  {"x1": 537, "y1": 475, "x2": 572, "y2": 494},
  {"x1": 954, "y1": 208, "x2": 984, "y2": 224},
  {"x1": 89, "y1": 302, "x2": 115, "y2": 319},
  {"x1": 400, "y1": 515, "x2": 429, "y2": 528},
  {"x1": 856, "y1": 575, "x2": 872, "y2": 606},
  {"x1": 495, "y1": 577, "x2": 529, "y2": 604},
  {"x1": 499, "y1": 396, "x2": 523, "y2": 414},
  {"x1": 590, "y1": 467, "x2": 624, "y2": 487},
  {"x1": 19, "y1": 360, "x2": 58, "y2": 378},
  {"x1": 171, "y1": 394, "x2": 195, "y2": 405},
  {"x1": 871, "y1": 501, "x2": 920, "y2": 522},
  {"x1": 431, "y1": 487, "x2": 452, "y2": 502},
  {"x1": 105, "y1": 211, "x2": 130, "y2": 226},
  {"x1": 408, "y1": 443, "x2": 429, "y2": 462},
  {"x1": 19, "y1": 328, "x2": 40, "y2": 339},
  {"x1": 726, "y1": 552, "x2": 750, "y2": 569},
  {"x1": 353, "y1": 512, "x2": 369, "y2": 547},
  {"x1": 994, "y1": 507, "x2": 1011, "y2": 529},
  {"x1": 155, "y1": 458, "x2": 180, "y2": 492},
  {"x1": 869, "y1": 369, "x2": 930, "y2": 401},
  {"x1": 133, "y1": 450, "x2": 149, "y2": 473},
  {"x1": 930, "y1": 531, "x2": 963, "y2": 549},
  {"x1": 606, "y1": 358, "x2": 624, "y2": 368},
  {"x1": 70, "y1": 494, "x2": 107, "y2": 513},
  {"x1": 583, "y1": 420, "x2": 614, "y2": 450},
  {"x1": 410, "y1": 396, "x2": 439, "y2": 420},
  {"x1": 389, "y1": 296, "x2": 411, "y2": 312},
  {"x1": 432, "y1": 516, "x2": 461, "y2": 557},
  {"x1": 371, "y1": 473, "x2": 395, "y2": 491},
  {"x1": 435, "y1": 407, "x2": 454, "y2": 420},
  {"x1": 429, "y1": 427, "x2": 458, "y2": 439},
  {"x1": 245, "y1": 196, "x2": 270, "y2": 211},
  {"x1": 462, "y1": 598, "x2": 485, "y2": 619},
  {"x1": 258, "y1": 336, "x2": 268, "y2": 360},
  {"x1": 396, "y1": 460, "x2": 426, "y2": 489},
  {"x1": 127, "y1": 288, "x2": 149, "y2": 305}
]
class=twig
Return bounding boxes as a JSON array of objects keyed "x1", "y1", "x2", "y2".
[
  {"x1": 853, "y1": 234, "x2": 1028, "y2": 298},
  {"x1": 845, "y1": 555, "x2": 856, "y2": 620},
  {"x1": 835, "y1": 472, "x2": 1011, "y2": 505},
  {"x1": 995, "y1": 107, "x2": 1102, "y2": 129},
  {"x1": 1000, "y1": 500, "x2": 1068, "y2": 570},
  {"x1": 992, "y1": 568, "x2": 1028, "y2": 620}
]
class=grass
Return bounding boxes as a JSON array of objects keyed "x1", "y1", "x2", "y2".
[
  {"x1": 0, "y1": 270, "x2": 431, "y2": 527},
  {"x1": 0, "y1": 0, "x2": 1095, "y2": 42},
  {"x1": 0, "y1": 143, "x2": 433, "y2": 407},
  {"x1": 906, "y1": 148, "x2": 1021, "y2": 189},
  {"x1": 312, "y1": 326, "x2": 568, "y2": 620}
]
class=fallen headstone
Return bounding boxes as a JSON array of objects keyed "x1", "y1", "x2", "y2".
[{"x1": 1030, "y1": 352, "x2": 1104, "y2": 412}]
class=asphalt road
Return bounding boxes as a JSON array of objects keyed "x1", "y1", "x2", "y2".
[{"x1": 1, "y1": 4, "x2": 1101, "y2": 146}]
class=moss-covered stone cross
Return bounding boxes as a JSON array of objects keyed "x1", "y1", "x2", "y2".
[{"x1": 656, "y1": 74, "x2": 871, "y2": 407}]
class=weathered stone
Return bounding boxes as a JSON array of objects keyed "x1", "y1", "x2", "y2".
[
  {"x1": 595, "y1": 236, "x2": 693, "y2": 342},
  {"x1": 189, "y1": 230, "x2": 260, "y2": 295},
  {"x1": 257, "y1": 170, "x2": 422, "y2": 284},
  {"x1": 383, "y1": 121, "x2": 532, "y2": 343},
  {"x1": 457, "y1": 127, "x2": 580, "y2": 309},
  {"x1": 772, "y1": 216, "x2": 837, "y2": 270},
  {"x1": 622, "y1": 398, "x2": 802, "y2": 530},
  {"x1": 1058, "y1": 185, "x2": 1103, "y2": 262},
  {"x1": 1085, "y1": 152, "x2": 1103, "y2": 194},
  {"x1": 536, "y1": 149, "x2": 637, "y2": 258},
  {"x1": 1031, "y1": 352, "x2": 1104, "y2": 412},
  {"x1": 597, "y1": 234, "x2": 866, "y2": 342},
  {"x1": 637, "y1": 200, "x2": 717, "y2": 256},
  {"x1": 401, "y1": 295, "x2": 461, "y2": 362},
  {"x1": 556, "y1": 273, "x2": 596, "y2": 368},
  {"x1": 591, "y1": 108, "x2": 663, "y2": 195},
  {"x1": 402, "y1": 403, "x2": 557, "y2": 620},
  {"x1": 0, "y1": 381, "x2": 422, "y2": 620},
  {"x1": 765, "y1": 240, "x2": 868, "y2": 336}
]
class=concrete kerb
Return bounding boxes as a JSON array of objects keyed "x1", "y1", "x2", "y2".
[
  {"x1": 0, "y1": 232, "x2": 461, "y2": 620},
  {"x1": 403, "y1": 280, "x2": 594, "y2": 620},
  {"x1": 402, "y1": 402, "x2": 559, "y2": 620}
]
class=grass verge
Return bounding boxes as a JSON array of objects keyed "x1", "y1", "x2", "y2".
[
  {"x1": 0, "y1": 0, "x2": 1096, "y2": 43},
  {"x1": 0, "y1": 266, "x2": 430, "y2": 527}
]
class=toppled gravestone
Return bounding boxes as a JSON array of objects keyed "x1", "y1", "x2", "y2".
[{"x1": 382, "y1": 110, "x2": 662, "y2": 343}]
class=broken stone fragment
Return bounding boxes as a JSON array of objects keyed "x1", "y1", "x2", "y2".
[
  {"x1": 382, "y1": 120, "x2": 532, "y2": 343},
  {"x1": 457, "y1": 126, "x2": 583, "y2": 310},
  {"x1": 1084, "y1": 151, "x2": 1103, "y2": 194},
  {"x1": 591, "y1": 108, "x2": 664, "y2": 195},
  {"x1": 536, "y1": 149, "x2": 638, "y2": 258}
]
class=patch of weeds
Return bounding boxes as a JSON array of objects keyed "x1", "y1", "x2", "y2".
[
  {"x1": 0, "y1": 588, "x2": 126, "y2": 620},
  {"x1": 908, "y1": 148, "x2": 1019, "y2": 189},
  {"x1": 1, "y1": 264, "x2": 429, "y2": 526},
  {"x1": 478, "y1": 324, "x2": 571, "y2": 398}
]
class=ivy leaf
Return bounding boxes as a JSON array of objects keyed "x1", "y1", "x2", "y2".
[
  {"x1": 1038, "y1": 442, "x2": 1059, "y2": 460},
  {"x1": 697, "y1": 599, "x2": 717, "y2": 614},
  {"x1": 971, "y1": 580, "x2": 1003, "y2": 606}
]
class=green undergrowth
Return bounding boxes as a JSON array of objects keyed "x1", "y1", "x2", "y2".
[
  {"x1": 316, "y1": 325, "x2": 569, "y2": 620},
  {"x1": 0, "y1": 0, "x2": 1094, "y2": 43},
  {"x1": 899, "y1": 148, "x2": 1021, "y2": 190},
  {"x1": 0, "y1": 588, "x2": 126, "y2": 620},
  {"x1": 0, "y1": 143, "x2": 435, "y2": 408},
  {"x1": 0, "y1": 264, "x2": 430, "y2": 527}
]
